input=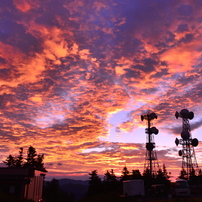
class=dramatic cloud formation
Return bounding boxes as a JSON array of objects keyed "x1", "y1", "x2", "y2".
[{"x1": 0, "y1": 0, "x2": 202, "y2": 179}]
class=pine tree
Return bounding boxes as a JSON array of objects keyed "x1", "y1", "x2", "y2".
[
  {"x1": 155, "y1": 167, "x2": 167, "y2": 184},
  {"x1": 15, "y1": 147, "x2": 24, "y2": 167},
  {"x1": 3, "y1": 146, "x2": 46, "y2": 170},
  {"x1": 162, "y1": 163, "x2": 170, "y2": 180},
  {"x1": 143, "y1": 167, "x2": 151, "y2": 178},
  {"x1": 104, "y1": 169, "x2": 117, "y2": 182},
  {"x1": 24, "y1": 146, "x2": 37, "y2": 167},
  {"x1": 43, "y1": 178, "x2": 74, "y2": 202},
  {"x1": 3, "y1": 155, "x2": 15, "y2": 167},
  {"x1": 103, "y1": 169, "x2": 118, "y2": 192},
  {"x1": 142, "y1": 167, "x2": 153, "y2": 190},
  {"x1": 87, "y1": 170, "x2": 102, "y2": 196},
  {"x1": 179, "y1": 168, "x2": 187, "y2": 179},
  {"x1": 131, "y1": 169, "x2": 142, "y2": 179},
  {"x1": 190, "y1": 167, "x2": 196, "y2": 178},
  {"x1": 36, "y1": 154, "x2": 45, "y2": 169},
  {"x1": 198, "y1": 169, "x2": 202, "y2": 176},
  {"x1": 120, "y1": 166, "x2": 130, "y2": 181},
  {"x1": 43, "y1": 178, "x2": 60, "y2": 202},
  {"x1": 156, "y1": 167, "x2": 164, "y2": 178}
]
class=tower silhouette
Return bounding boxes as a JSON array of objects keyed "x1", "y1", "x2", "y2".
[
  {"x1": 141, "y1": 112, "x2": 159, "y2": 177},
  {"x1": 175, "y1": 109, "x2": 199, "y2": 179}
]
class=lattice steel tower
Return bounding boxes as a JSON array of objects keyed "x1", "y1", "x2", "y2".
[
  {"x1": 175, "y1": 109, "x2": 199, "y2": 179},
  {"x1": 141, "y1": 112, "x2": 159, "y2": 177}
]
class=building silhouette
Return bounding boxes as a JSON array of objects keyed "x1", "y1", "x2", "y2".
[{"x1": 0, "y1": 167, "x2": 47, "y2": 202}]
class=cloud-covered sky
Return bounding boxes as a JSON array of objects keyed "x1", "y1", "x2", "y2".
[{"x1": 1, "y1": 0, "x2": 202, "y2": 180}]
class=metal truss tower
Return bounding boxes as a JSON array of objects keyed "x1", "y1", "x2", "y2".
[
  {"x1": 141, "y1": 112, "x2": 159, "y2": 177},
  {"x1": 175, "y1": 109, "x2": 199, "y2": 179}
]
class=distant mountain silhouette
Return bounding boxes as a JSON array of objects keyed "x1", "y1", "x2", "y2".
[
  {"x1": 58, "y1": 178, "x2": 88, "y2": 201},
  {"x1": 58, "y1": 178, "x2": 88, "y2": 186}
]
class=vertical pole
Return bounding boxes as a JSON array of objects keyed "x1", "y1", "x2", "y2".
[
  {"x1": 186, "y1": 140, "x2": 189, "y2": 179},
  {"x1": 148, "y1": 115, "x2": 152, "y2": 177}
]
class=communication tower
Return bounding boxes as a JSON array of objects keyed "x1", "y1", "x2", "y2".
[
  {"x1": 141, "y1": 112, "x2": 159, "y2": 177},
  {"x1": 175, "y1": 109, "x2": 199, "y2": 179}
]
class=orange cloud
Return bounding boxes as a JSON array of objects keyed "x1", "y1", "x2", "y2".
[
  {"x1": 13, "y1": 0, "x2": 32, "y2": 12},
  {"x1": 161, "y1": 43, "x2": 201, "y2": 73},
  {"x1": 0, "y1": 0, "x2": 202, "y2": 181}
]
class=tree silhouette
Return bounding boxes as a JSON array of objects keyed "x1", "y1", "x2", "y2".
[
  {"x1": 43, "y1": 178, "x2": 74, "y2": 202},
  {"x1": 156, "y1": 167, "x2": 164, "y2": 178},
  {"x1": 131, "y1": 169, "x2": 142, "y2": 179},
  {"x1": 104, "y1": 169, "x2": 117, "y2": 182},
  {"x1": 190, "y1": 167, "x2": 196, "y2": 178},
  {"x1": 24, "y1": 146, "x2": 37, "y2": 167},
  {"x1": 143, "y1": 166, "x2": 156, "y2": 191},
  {"x1": 155, "y1": 166, "x2": 169, "y2": 185},
  {"x1": 198, "y1": 169, "x2": 202, "y2": 176},
  {"x1": 162, "y1": 163, "x2": 170, "y2": 180},
  {"x1": 178, "y1": 168, "x2": 187, "y2": 179},
  {"x1": 3, "y1": 154, "x2": 15, "y2": 167},
  {"x1": 36, "y1": 154, "x2": 45, "y2": 169},
  {"x1": 143, "y1": 167, "x2": 151, "y2": 178},
  {"x1": 15, "y1": 147, "x2": 24, "y2": 167},
  {"x1": 87, "y1": 170, "x2": 102, "y2": 196},
  {"x1": 120, "y1": 166, "x2": 130, "y2": 181},
  {"x1": 103, "y1": 169, "x2": 118, "y2": 192},
  {"x1": 3, "y1": 146, "x2": 46, "y2": 170},
  {"x1": 194, "y1": 169, "x2": 202, "y2": 185},
  {"x1": 3, "y1": 148, "x2": 24, "y2": 167},
  {"x1": 43, "y1": 178, "x2": 60, "y2": 202}
]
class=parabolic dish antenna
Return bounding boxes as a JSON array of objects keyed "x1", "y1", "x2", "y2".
[
  {"x1": 179, "y1": 150, "x2": 183, "y2": 156},
  {"x1": 191, "y1": 138, "x2": 199, "y2": 147},
  {"x1": 149, "y1": 112, "x2": 157, "y2": 119},
  {"x1": 180, "y1": 109, "x2": 189, "y2": 118},
  {"x1": 188, "y1": 111, "x2": 194, "y2": 120}
]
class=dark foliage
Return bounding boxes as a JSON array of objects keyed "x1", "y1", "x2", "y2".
[
  {"x1": 120, "y1": 166, "x2": 130, "y2": 181},
  {"x1": 43, "y1": 178, "x2": 74, "y2": 202},
  {"x1": 178, "y1": 167, "x2": 187, "y2": 179},
  {"x1": 3, "y1": 154, "x2": 15, "y2": 167},
  {"x1": 87, "y1": 170, "x2": 103, "y2": 196},
  {"x1": 103, "y1": 169, "x2": 118, "y2": 192},
  {"x1": 15, "y1": 147, "x2": 24, "y2": 167},
  {"x1": 86, "y1": 165, "x2": 173, "y2": 197},
  {"x1": 131, "y1": 169, "x2": 142, "y2": 179},
  {"x1": 3, "y1": 146, "x2": 46, "y2": 171}
]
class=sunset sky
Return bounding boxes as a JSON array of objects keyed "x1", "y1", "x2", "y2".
[{"x1": 1, "y1": 0, "x2": 202, "y2": 180}]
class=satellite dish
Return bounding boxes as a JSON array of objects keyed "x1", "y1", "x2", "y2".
[
  {"x1": 175, "y1": 138, "x2": 179, "y2": 146},
  {"x1": 180, "y1": 109, "x2": 189, "y2": 118},
  {"x1": 179, "y1": 150, "x2": 183, "y2": 156},
  {"x1": 181, "y1": 131, "x2": 190, "y2": 140},
  {"x1": 191, "y1": 138, "x2": 199, "y2": 147},
  {"x1": 154, "y1": 129, "x2": 159, "y2": 135},
  {"x1": 149, "y1": 112, "x2": 157, "y2": 119},
  {"x1": 175, "y1": 111, "x2": 179, "y2": 119},
  {"x1": 146, "y1": 143, "x2": 155, "y2": 151},
  {"x1": 150, "y1": 127, "x2": 159, "y2": 135},
  {"x1": 141, "y1": 115, "x2": 144, "y2": 121},
  {"x1": 188, "y1": 111, "x2": 194, "y2": 120}
]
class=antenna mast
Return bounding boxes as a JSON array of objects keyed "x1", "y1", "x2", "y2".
[
  {"x1": 175, "y1": 109, "x2": 199, "y2": 179},
  {"x1": 141, "y1": 112, "x2": 159, "y2": 177}
]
